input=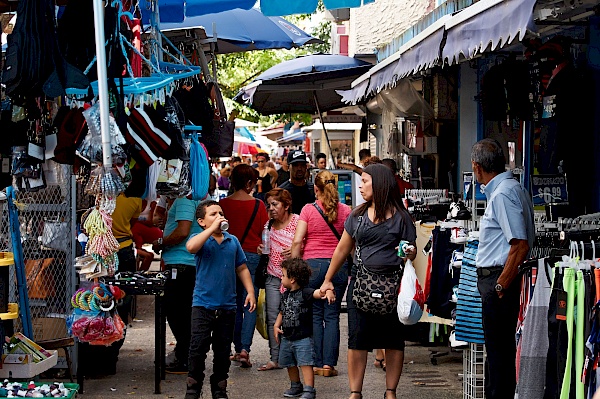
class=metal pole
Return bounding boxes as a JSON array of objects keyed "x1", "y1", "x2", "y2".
[
  {"x1": 7, "y1": 187, "x2": 33, "y2": 339},
  {"x1": 151, "y1": 0, "x2": 162, "y2": 69},
  {"x1": 312, "y1": 91, "x2": 335, "y2": 169},
  {"x1": 92, "y1": 0, "x2": 113, "y2": 168}
]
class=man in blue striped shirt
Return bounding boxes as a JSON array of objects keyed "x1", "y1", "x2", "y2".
[{"x1": 472, "y1": 138, "x2": 534, "y2": 399}]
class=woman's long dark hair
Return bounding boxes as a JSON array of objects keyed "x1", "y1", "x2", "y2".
[{"x1": 353, "y1": 163, "x2": 407, "y2": 222}]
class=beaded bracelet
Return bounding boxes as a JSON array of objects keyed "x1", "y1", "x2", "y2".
[
  {"x1": 99, "y1": 299, "x2": 115, "y2": 312},
  {"x1": 93, "y1": 286, "x2": 109, "y2": 302}
]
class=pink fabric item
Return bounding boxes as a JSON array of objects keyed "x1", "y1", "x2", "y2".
[
  {"x1": 299, "y1": 200, "x2": 352, "y2": 260},
  {"x1": 266, "y1": 214, "x2": 299, "y2": 280}
]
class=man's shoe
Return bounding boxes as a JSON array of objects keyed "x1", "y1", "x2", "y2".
[
  {"x1": 166, "y1": 360, "x2": 188, "y2": 375},
  {"x1": 283, "y1": 381, "x2": 303, "y2": 397}
]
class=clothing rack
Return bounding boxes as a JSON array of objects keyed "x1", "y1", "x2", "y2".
[{"x1": 405, "y1": 189, "x2": 450, "y2": 205}]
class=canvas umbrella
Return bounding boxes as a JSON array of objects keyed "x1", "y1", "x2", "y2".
[
  {"x1": 160, "y1": 8, "x2": 322, "y2": 54},
  {"x1": 234, "y1": 54, "x2": 372, "y2": 114},
  {"x1": 234, "y1": 54, "x2": 372, "y2": 166}
]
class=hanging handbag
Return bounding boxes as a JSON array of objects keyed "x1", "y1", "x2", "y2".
[
  {"x1": 204, "y1": 81, "x2": 234, "y2": 158},
  {"x1": 351, "y1": 215, "x2": 402, "y2": 315},
  {"x1": 312, "y1": 203, "x2": 353, "y2": 269},
  {"x1": 255, "y1": 219, "x2": 275, "y2": 289}
]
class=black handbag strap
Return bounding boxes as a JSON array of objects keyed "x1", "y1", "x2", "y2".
[
  {"x1": 312, "y1": 202, "x2": 342, "y2": 241},
  {"x1": 239, "y1": 199, "x2": 260, "y2": 246}
]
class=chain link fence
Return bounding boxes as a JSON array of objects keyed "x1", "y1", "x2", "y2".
[{"x1": 3, "y1": 162, "x2": 76, "y2": 372}]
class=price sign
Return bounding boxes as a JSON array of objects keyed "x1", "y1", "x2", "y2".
[{"x1": 531, "y1": 175, "x2": 568, "y2": 206}]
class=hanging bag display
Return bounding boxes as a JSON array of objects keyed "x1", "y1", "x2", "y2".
[
  {"x1": 352, "y1": 215, "x2": 402, "y2": 315},
  {"x1": 203, "y1": 81, "x2": 234, "y2": 158},
  {"x1": 189, "y1": 135, "x2": 210, "y2": 200}
]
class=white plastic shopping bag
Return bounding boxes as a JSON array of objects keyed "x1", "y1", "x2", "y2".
[{"x1": 397, "y1": 259, "x2": 425, "y2": 325}]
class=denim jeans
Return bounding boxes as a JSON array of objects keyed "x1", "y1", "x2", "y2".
[
  {"x1": 265, "y1": 274, "x2": 282, "y2": 363},
  {"x1": 307, "y1": 258, "x2": 348, "y2": 367},
  {"x1": 188, "y1": 306, "x2": 236, "y2": 391},
  {"x1": 233, "y1": 251, "x2": 260, "y2": 353}
]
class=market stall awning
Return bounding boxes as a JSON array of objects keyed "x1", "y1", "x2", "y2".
[
  {"x1": 260, "y1": 0, "x2": 374, "y2": 17},
  {"x1": 141, "y1": 0, "x2": 255, "y2": 23},
  {"x1": 277, "y1": 131, "x2": 306, "y2": 143},
  {"x1": 159, "y1": 8, "x2": 322, "y2": 54},
  {"x1": 442, "y1": 0, "x2": 537, "y2": 64},
  {"x1": 339, "y1": 15, "x2": 450, "y2": 105}
]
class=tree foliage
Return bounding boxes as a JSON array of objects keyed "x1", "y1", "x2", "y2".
[{"x1": 216, "y1": 5, "x2": 332, "y2": 125}]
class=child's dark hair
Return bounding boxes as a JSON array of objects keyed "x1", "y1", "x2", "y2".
[
  {"x1": 195, "y1": 199, "x2": 220, "y2": 219},
  {"x1": 281, "y1": 258, "x2": 312, "y2": 287}
]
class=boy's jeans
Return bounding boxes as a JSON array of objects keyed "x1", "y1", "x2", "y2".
[{"x1": 188, "y1": 306, "x2": 236, "y2": 391}]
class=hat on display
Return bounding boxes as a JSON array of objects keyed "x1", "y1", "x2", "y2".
[{"x1": 287, "y1": 150, "x2": 308, "y2": 165}]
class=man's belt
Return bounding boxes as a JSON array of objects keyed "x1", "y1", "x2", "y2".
[{"x1": 476, "y1": 266, "x2": 504, "y2": 277}]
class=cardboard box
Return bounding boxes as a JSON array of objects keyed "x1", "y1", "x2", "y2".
[
  {"x1": 0, "y1": 350, "x2": 57, "y2": 379},
  {"x1": 32, "y1": 317, "x2": 68, "y2": 357}
]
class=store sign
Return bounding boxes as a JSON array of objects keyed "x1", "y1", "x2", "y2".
[{"x1": 531, "y1": 174, "x2": 568, "y2": 206}]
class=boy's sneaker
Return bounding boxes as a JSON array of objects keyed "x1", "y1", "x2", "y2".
[
  {"x1": 300, "y1": 386, "x2": 316, "y2": 399},
  {"x1": 283, "y1": 381, "x2": 303, "y2": 397},
  {"x1": 211, "y1": 380, "x2": 228, "y2": 399},
  {"x1": 184, "y1": 386, "x2": 201, "y2": 399},
  {"x1": 185, "y1": 378, "x2": 201, "y2": 399}
]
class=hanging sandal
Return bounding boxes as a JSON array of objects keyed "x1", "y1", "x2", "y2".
[
  {"x1": 384, "y1": 389, "x2": 396, "y2": 398},
  {"x1": 350, "y1": 391, "x2": 362, "y2": 399},
  {"x1": 374, "y1": 358, "x2": 386, "y2": 371}
]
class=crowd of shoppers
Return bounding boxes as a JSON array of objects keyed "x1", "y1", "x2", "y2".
[{"x1": 106, "y1": 147, "x2": 423, "y2": 399}]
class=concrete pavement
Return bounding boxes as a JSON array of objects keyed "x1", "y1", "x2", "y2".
[{"x1": 76, "y1": 295, "x2": 463, "y2": 399}]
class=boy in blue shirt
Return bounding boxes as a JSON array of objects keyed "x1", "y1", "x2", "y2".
[{"x1": 185, "y1": 200, "x2": 256, "y2": 399}]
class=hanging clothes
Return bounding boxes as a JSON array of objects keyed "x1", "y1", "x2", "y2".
[
  {"x1": 425, "y1": 227, "x2": 462, "y2": 319},
  {"x1": 454, "y1": 240, "x2": 485, "y2": 344},
  {"x1": 517, "y1": 259, "x2": 553, "y2": 399}
]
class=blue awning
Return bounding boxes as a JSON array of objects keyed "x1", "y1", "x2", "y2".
[
  {"x1": 339, "y1": 15, "x2": 449, "y2": 105},
  {"x1": 260, "y1": 0, "x2": 374, "y2": 17},
  {"x1": 442, "y1": 0, "x2": 537, "y2": 64},
  {"x1": 338, "y1": 0, "x2": 537, "y2": 105},
  {"x1": 140, "y1": 0, "x2": 255, "y2": 23}
]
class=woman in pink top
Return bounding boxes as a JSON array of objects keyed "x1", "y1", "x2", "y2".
[
  {"x1": 291, "y1": 170, "x2": 352, "y2": 377},
  {"x1": 256, "y1": 188, "x2": 299, "y2": 371}
]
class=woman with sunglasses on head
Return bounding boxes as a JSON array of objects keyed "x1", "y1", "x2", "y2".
[
  {"x1": 319, "y1": 164, "x2": 417, "y2": 399},
  {"x1": 291, "y1": 170, "x2": 352, "y2": 378},
  {"x1": 254, "y1": 152, "x2": 278, "y2": 202},
  {"x1": 257, "y1": 188, "x2": 299, "y2": 371}
]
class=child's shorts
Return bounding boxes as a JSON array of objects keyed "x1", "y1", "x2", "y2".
[{"x1": 278, "y1": 337, "x2": 314, "y2": 368}]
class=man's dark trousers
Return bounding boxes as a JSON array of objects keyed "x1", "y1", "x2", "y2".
[
  {"x1": 165, "y1": 264, "x2": 196, "y2": 365},
  {"x1": 477, "y1": 267, "x2": 520, "y2": 399},
  {"x1": 187, "y1": 306, "x2": 236, "y2": 391}
]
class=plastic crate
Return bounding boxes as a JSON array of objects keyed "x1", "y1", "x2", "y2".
[
  {"x1": 463, "y1": 343, "x2": 485, "y2": 399},
  {"x1": 0, "y1": 382, "x2": 78, "y2": 398}
]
